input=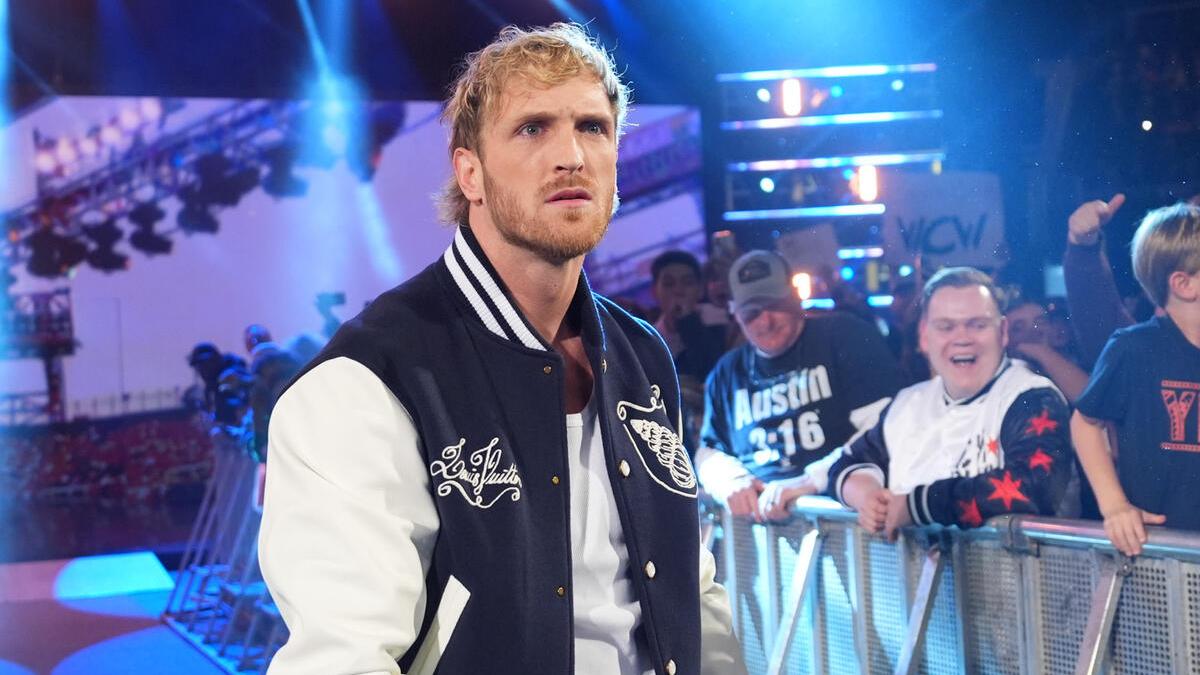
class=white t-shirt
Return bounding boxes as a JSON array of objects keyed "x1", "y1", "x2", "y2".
[{"x1": 566, "y1": 395, "x2": 654, "y2": 675}]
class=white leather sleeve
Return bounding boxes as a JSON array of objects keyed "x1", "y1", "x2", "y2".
[
  {"x1": 698, "y1": 543, "x2": 749, "y2": 675},
  {"x1": 694, "y1": 445, "x2": 752, "y2": 503},
  {"x1": 259, "y1": 357, "x2": 440, "y2": 675}
]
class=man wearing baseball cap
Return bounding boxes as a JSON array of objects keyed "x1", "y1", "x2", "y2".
[{"x1": 695, "y1": 250, "x2": 904, "y2": 520}]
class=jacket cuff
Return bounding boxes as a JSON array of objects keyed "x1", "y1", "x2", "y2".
[
  {"x1": 833, "y1": 464, "x2": 884, "y2": 507},
  {"x1": 908, "y1": 484, "x2": 936, "y2": 526}
]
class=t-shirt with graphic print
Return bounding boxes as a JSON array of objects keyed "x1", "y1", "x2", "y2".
[
  {"x1": 1075, "y1": 315, "x2": 1200, "y2": 531},
  {"x1": 701, "y1": 311, "x2": 903, "y2": 483}
]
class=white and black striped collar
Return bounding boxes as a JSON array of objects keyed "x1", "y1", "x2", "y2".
[{"x1": 441, "y1": 227, "x2": 552, "y2": 352}]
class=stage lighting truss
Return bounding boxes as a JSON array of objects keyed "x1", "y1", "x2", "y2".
[{"x1": 5, "y1": 98, "x2": 409, "y2": 279}]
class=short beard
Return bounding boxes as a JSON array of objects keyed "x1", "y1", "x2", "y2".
[{"x1": 482, "y1": 169, "x2": 616, "y2": 265}]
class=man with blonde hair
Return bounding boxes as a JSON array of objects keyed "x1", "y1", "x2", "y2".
[
  {"x1": 259, "y1": 23, "x2": 745, "y2": 675},
  {"x1": 1073, "y1": 202, "x2": 1200, "y2": 556}
]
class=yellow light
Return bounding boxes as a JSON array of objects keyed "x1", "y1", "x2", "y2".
[
  {"x1": 781, "y1": 78, "x2": 803, "y2": 117},
  {"x1": 854, "y1": 164, "x2": 879, "y2": 202},
  {"x1": 792, "y1": 272, "x2": 812, "y2": 300}
]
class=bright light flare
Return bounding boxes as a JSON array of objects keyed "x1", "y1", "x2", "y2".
[
  {"x1": 792, "y1": 272, "x2": 812, "y2": 300},
  {"x1": 852, "y1": 164, "x2": 879, "y2": 202},
  {"x1": 781, "y1": 78, "x2": 803, "y2": 117}
]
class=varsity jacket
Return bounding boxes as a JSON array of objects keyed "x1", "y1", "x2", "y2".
[
  {"x1": 258, "y1": 227, "x2": 743, "y2": 675},
  {"x1": 827, "y1": 359, "x2": 1078, "y2": 528}
]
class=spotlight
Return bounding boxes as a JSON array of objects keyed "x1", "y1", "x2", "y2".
[
  {"x1": 100, "y1": 124, "x2": 122, "y2": 146},
  {"x1": 262, "y1": 145, "x2": 308, "y2": 198},
  {"x1": 130, "y1": 227, "x2": 173, "y2": 255},
  {"x1": 35, "y1": 150, "x2": 57, "y2": 174},
  {"x1": 128, "y1": 202, "x2": 172, "y2": 255},
  {"x1": 781, "y1": 78, "x2": 803, "y2": 117},
  {"x1": 852, "y1": 165, "x2": 879, "y2": 202},
  {"x1": 87, "y1": 247, "x2": 129, "y2": 273},
  {"x1": 1141, "y1": 119, "x2": 1153, "y2": 132},
  {"x1": 78, "y1": 136, "x2": 100, "y2": 157},
  {"x1": 83, "y1": 218, "x2": 124, "y2": 249},
  {"x1": 25, "y1": 225, "x2": 89, "y2": 277},
  {"x1": 139, "y1": 98, "x2": 163, "y2": 122},
  {"x1": 792, "y1": 272, "x2": 813, "y2": 300},
  {"x1": 177, "y1": 200, "x2": 219, "y2": 234},
  {"x1": 840, "y1": 266, "x2": 855, "y2": 281},
  {"x1": 192, "y1": 153, "x2": 260, "y2": 206},
  {"x1": 118, "y1": 107, "x2": 141, "y2": 130},
  {"x1": 756, "y1": 88, "x2": 771, "y2": 103},
  {"x1": 759, "y1": 177, "x2": 776, "y2": 193},
  {"x1": 55, "y1": 138, "x2": 78, "y2": 165},
  {"x1": 830, "y1": 85, "x2": 844, "y2": 98},
  {"x1": 899, "y1": 264, "x2": 914, "y2": 277},
  {"x1": 891, "y1": 79, "x2": 905, "y2": 91}
]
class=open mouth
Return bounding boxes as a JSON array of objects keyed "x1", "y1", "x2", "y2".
[{"x1": 949, "y1": 355, "x2": 977, "y2": 366}]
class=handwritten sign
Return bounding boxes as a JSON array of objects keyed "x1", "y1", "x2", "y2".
[{"x1": 881, "y1": 170, "x2": 1007, "y2": 269}]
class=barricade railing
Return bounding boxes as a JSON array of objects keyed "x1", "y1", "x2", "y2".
[
  {"x1": 715, "y1": 496, "x2": 1200, "y2": 675},
  {"x1": 163, "y1": 432, "x2": 285, "y2": 674}
]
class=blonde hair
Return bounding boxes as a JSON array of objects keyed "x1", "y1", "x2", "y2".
[
  {"x1": 1130, "y1": 202, "x2": 1200, "y2": 307},
  {"x1": 435, "y1": 23, "x2": 630, "y2": 227}
]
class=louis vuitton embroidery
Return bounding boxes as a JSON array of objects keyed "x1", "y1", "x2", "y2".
[{"x1": 430, "y1": 437, "x2": 523, "y2": 509}]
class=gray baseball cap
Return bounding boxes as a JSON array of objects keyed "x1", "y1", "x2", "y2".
[{"x1": 727, "y1": 250, "x2": 796, "y2": 313}]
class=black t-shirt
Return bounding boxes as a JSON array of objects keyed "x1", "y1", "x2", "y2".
[
  {"x1": 701, "y1": 312, "x2": 904, "y2": 482},
  {"x1": 1076, "y1": 315, "x2": 1200, "y2": 530}
]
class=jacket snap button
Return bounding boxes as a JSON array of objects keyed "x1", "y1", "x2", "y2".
[
  {"x1": 543, "y1": 365, "x2": 552, "y2": 374},
  {"x1": 601, "y1": 358, "x2": 607, "y2": 372},
  {"x1": 644, "y1": 561, "x2": 656, "y2": 579},
  {"x1": 555, "y1": 585, "x2": 566, "y2": 597},
  {"x1": 551, "y1": 475, "x2": 560, "y2": 485},
  {"x1": 665, "y1": 659, "x2": 676, "y2": 675},
  {"x1": 618, "y1": 460, "x2": 630, "y2": 477}
]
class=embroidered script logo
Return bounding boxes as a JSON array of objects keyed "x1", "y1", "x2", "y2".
[
  {"x1": 430, "y1": 437, "x2": 523, "y2": 509},
  {"x1": 617, "y1": 385, "x2": 698, "y2": 498}
]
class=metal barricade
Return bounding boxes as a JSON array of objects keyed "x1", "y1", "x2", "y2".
[
  {"x1": 164, "y1": 432, "x2": 286, "y2": 673},
  {"x1": 718, "y1": 496, "x2": 1200, "y2": 675}
]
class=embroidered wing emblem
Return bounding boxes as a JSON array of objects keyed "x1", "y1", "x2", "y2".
[{"x1": 617, "y1": 385, "x2": 698, "y2": 498}]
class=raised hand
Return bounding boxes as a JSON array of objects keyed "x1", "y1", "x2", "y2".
[{"x1": 1068, "y1": 193, "x2": 1125, "y2": 246}]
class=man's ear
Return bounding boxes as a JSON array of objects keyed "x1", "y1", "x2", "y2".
[
  {"x1": 452, "y1": 147, "x2": 484, "y2": 205},
  {"x1": 1168, "y1": 270, "x2": 1200, "y2": 302}
]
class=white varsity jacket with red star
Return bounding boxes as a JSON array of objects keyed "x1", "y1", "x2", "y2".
[{"x1": 826, "y1": 358, "x2": 1079, "y2": 528}]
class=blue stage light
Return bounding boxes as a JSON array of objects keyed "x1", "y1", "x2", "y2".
[
  {"x1": 717, "y1": 63, "x2": 937, "y2": 83},
  {"x1": 840, "y1": 266, "x2": 855, "y2": 280},
  {"x1": 724, "y1": 204, "x2": 886, "y2": 221},
  {"x1": 721, "y1": 109, "x2": 943, "y2": 130},
  {"x1": 759, "y1": 177, "x2": 776, "y2": 193},
  {"x1": 728, "y1": 151, "x2": 945, "y2": 173}
]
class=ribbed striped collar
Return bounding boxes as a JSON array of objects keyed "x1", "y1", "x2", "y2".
[{"x1": 441, "y1": 227, "x2": 557, "y2": 351}]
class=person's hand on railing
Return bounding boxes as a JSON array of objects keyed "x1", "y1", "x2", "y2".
[
  {"x1": 758, "y1": 475, "x2": 818, "y2": 522},
  {"x1": 717, "y1": 474, "x2": 766, "y2": 521},
  {"x1": 884, "y1": 492, "x2": 913, "y2": 542},
  {"x1": 1102, "y1": 502, "x2": 1165, "y2": 556},
  {"x1": 856, "y1": 487, "x2": 892, "y2": 534}
]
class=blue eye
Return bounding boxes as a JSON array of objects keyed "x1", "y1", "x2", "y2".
[{"x1": 519, "y1": 124, "x2": 541, "y2": 136}]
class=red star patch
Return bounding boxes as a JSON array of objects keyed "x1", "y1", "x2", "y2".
[
  {"x1": 986, "y1": 437, "x2": 1000, "y2": 455},
  {"x1": 1029, "y1": 448, "x2": 1053, "y2": 473},
  {"x1": 1025, "y1": 409, "x2": 1059, "y2": 436},
  {"x1": 957, "y1": 499, "x2": 983, "y2": 527},
  {"x1": 987, "y1": 471, "x2": 1031, "y2": 510}
]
